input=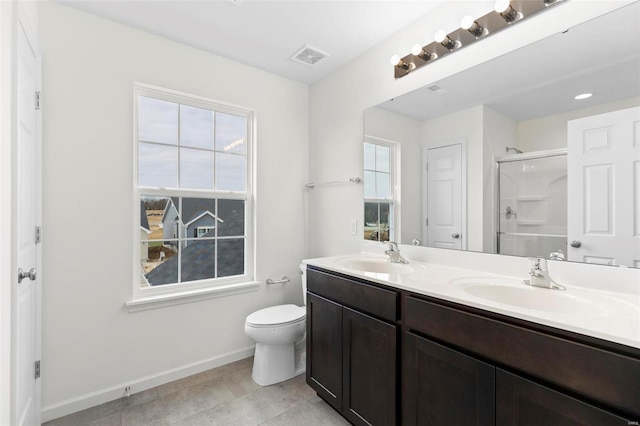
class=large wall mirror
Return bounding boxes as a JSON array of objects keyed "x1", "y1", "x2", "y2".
[{"x1": 364, "y1": 2, "x2": 640, "y2": 268}]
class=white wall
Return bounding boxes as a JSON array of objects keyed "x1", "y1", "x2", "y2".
[
  {"x1": 517, "y1": 96, "x2": 640, "y2": 152},
  {"x1": 364, "y1": 107, "x2": 422, "y2": 243},
  {"x1": 39, "y1": 1, "x2": 308, "y2": 419},
  {"x1": 308, "y1": 0, "x2": 633, "y2": 258}
]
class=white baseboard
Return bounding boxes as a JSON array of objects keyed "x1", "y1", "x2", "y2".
[{"x1": 41, "y1": 346, "x2": 255, "y2": 423}]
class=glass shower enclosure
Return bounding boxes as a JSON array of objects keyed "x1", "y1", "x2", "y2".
[{"x1": 497, "y1": 151, "x2": 567, "y2": 259}]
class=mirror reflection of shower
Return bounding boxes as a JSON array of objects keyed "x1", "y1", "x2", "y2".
[{"x1": 497, "y1": 150, "x2": 567, "y2": 259}]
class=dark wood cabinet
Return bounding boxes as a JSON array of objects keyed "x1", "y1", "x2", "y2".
[
  {"x1": 403, "y1": 332, "x2": 495, "y2": 426},
  {"x1": 496, "y1": 369, "x2": 629, "y2": 426},
  {"x1": 343, "y1": 307, "x2": 396, "y2": 425},
  {"x1": 306, "y1": 269, "x2": 398, "y2": 425},
  {"x1": 306, "y1": 265, "x2": 639, "y2": 425},
  {"x1": 306, "y1": 292, "x2": 343, "y2": 411}
]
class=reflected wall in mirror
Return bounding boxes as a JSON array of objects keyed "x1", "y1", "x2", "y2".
[{"x1": 364, "y1": 2, "x2": 640, "y2": 268}]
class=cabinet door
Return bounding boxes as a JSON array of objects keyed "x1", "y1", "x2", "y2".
[
  {"x1": 343, "y1": 307, "x2": 397, "y2": 426},
  {"x1": 496, "y1": 369, "x2": 629, "y2": 426},
  {"x1": 307, "y1": 293, "x2": 343, "y2": 411},
  {"x1": 403, "y1": 332, "x2": 495, "y2": 426}
]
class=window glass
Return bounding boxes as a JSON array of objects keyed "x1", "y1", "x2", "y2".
[
  {"x1": 138, "y1": 96, "x2": 178, "y2": 145},
  {"x1": 180, "y1": 148, "x2": 214, "y2": 190},
  {"x1": 180, "y1": 105, "x2": 214, "y2": 150},
  {"x1": 138, "y1": 143, "x2": 178, "y2": 188},
  {"x1": 136, "y1": 88, "x2": 252, "y2": 291},
  {"x1": 215, "y1": 112, "x2": 247, "y2": 154}
]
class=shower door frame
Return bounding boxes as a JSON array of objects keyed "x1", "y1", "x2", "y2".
[{"x1": 495, "y1": 148, "x2": 567, "y2": 255}]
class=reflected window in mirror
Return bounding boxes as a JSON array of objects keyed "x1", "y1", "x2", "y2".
[{"x1": 364, "y1": 137, "x2": 399, "y2": 242}]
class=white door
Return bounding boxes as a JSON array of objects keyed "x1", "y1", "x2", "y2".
[
  {"x1": 15, "y1": 18, "x2": 40, "y2": 426},
  {"x1": 567, "y1": 106, "x2": 640, "y2": 267},
  {"x1": 424, "y1": 143, "x2": 465, "y2": 249}
]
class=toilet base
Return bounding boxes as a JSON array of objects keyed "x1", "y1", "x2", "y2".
[{"x1": 251, "y1": 337, "x2": 306, "y2": 386}]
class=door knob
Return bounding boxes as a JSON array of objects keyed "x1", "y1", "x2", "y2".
[
  {"x1": 570, "y1": 240, "x2": 582, "y2": 248},
  {"x1": 452, "y1": 233, "x2": 461, "y2": 239},
  {"x1": 18, "y1": 268, "x2": 37, "y2": 284}
]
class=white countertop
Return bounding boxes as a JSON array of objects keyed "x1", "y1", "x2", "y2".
[{"x1": 304, "y1": 253, "x2": 640, "y2": 350}]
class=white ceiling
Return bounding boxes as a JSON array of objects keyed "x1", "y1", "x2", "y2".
[
  {"x1": 56, "y1": 0, "x2": 448, "y2": 84},
  {"x1": 378, "y1": 2, "x2": 640, "y2": 122}
]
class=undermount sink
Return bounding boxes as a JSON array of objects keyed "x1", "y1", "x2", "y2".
[
  {"x1": 336, "y1": 257, "x2": 414, "y2": 275},
  {"x1": 461, "y1": 283, "x2": 606, "y2": 316}
]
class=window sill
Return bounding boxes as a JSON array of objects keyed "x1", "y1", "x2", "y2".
[{"x1": 126, "y1": 281, "x2": 261, "y2": 313}]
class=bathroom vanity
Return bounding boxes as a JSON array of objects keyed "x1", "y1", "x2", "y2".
[{"x1": 304, "y1": 255, "x2": 640, "y2": 425}]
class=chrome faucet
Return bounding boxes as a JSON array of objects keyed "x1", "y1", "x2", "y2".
[
  {"x1": 524, "y1": 257, "x2": 565, "y2": 290},
  {"x1": 384, "y1": 241, "x2": 409, "y2": 264}
]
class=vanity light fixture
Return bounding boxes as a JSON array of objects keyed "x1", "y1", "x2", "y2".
[
  {"x1": 390, "y1": 54, "x2": 413, "y2": 71},
  {"x1": 461, "y1": 15, "x2": 486, "y2": 38},
  {"x1": 411, "y1": 44, "x2": 435, "y2": 62},
  {"x1": 495, "y1": 0, "x2": 521, "y2": 23},
  {"x1": 392, "y1": 0, "x2": 565, "y2": 79},
  {"x1": 434, "y1": 30, "x2": 459, "y2": 51}
]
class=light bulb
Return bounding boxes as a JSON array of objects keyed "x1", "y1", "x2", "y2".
[
  {"x1": 574, "y1": 93, "x2": 593, "y2": 100},
  {"x1": 390, "y1": 55, "x2": 401, "y2": 66},
  {"x1": 434, "y1": 30, "x2": 447, "y2": 43},
  {"x1": 494, "y1": 0, "x2": 510, "y2": 13},
  {"x1": 461, "y1": 15, "x2": 475, "y2": 30},
  {"x1": 411, "y1": 44, "x2": 423, "y2": 56}
]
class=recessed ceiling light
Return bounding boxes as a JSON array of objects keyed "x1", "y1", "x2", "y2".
[{"x1": 574, "y1": 93, "x2": 593, "y2": 100}]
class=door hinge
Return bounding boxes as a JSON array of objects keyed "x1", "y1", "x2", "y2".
[
  {"x1": 35, "y1": 91, "x2": 41, "y2": 110},
  {"x1": 35, "y1": 226, "x2": 41, "y2": 244},
  {"x1": 425, "y1": 162, "x2": 429, "y2": 171},
  {"x1": 35, "y1": 360, "x2": 41, "y2": 379},
  {"x1": 426, "y1": 218, "x2": 429, "y2": 227}
]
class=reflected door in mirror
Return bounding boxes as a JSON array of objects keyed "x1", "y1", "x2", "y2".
[
  {"x1": 568, "y1": 106, "x2": 640, "y2": 268},
  {"x1": 425, "y1": 143, "x2": 465, "y2": 250}
]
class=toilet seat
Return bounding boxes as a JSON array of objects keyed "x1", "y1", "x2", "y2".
[{"x1": 246, "y1": 304, "x2": 305, "y2": 328}]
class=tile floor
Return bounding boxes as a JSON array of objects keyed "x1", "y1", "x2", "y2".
[{"x1": 44, "y1": 357, "x2": 349, "y2": 426}]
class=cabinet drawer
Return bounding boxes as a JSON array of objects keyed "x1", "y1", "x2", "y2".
[
  {"x1": 406, "y1": 295, "x2": 640, "y2": 417},
  {"x1": 307, "y1": 268, "x2": 397, "y2": 322}
]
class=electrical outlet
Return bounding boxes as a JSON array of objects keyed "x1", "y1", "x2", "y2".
[
  {"x1": 124, "y1": 386, "x2": 131, "y2": 397},
  {"x1": 350, "y1": 219, "x2": 357, "y2": 236}
]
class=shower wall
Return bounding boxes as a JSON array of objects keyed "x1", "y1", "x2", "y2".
[{"x1": 498, "y1": 154, "x2": 567, "y2": 258}]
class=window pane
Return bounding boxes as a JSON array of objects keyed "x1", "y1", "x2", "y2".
[
  {"x1": 138, "y1": 96, "x2": 178, "y2": 145},
  {"x1": 376, "y1": 172, "x2": 390, "y2": 199},
  {"x1": 216, "y1": 153, "x2": 246, "y2": 192},
  {"x1": 376, "y1": 145, "x2": 390, "y2": 172},
  {"x1": 144, "y1": 244, "x2": 179, "y2": 286},
  {"x1": 140, "y1": 196, "x2": 170, "y2": 241},
  {"x1": 381, "y1": 202, "x2": 392, "y2": 241},
  {"x1": 180, "y1": 105, "x2": 214, "y2": 150},
  {"x1": 180, "y1": 147, "x2": 214, "y2": 190},
  {"x1": 182, "y1": 198, "x2": 218, "y2": 239},
  {"x1": 139, "y1": 142, "x2": 178, "y2": 188},
  {"x1": 218, "y1": 199, "x2": 245, "y2": 237},
  {"x1": 364, "y1": 202, "x2": 380, "y2": 241},
  {"x1": 364, "y1": 170, "x2": 376, "y2": 198},
  {"x1": 364, "y1": 143, "x2": 375, "y2": 170},
  {"x1": 215, "y1": 112, "x2": 247, "y2": 154},
  {"x1": 181, "y1": 238, "x2": 216, "y2": 283},
  {"x1": 217, "y1": 238, "x2": 244, "y2": 277}
]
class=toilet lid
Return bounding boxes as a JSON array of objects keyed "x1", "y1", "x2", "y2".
[{"x1": 246, "y1": 304, "x2": 306, "y2": 327}]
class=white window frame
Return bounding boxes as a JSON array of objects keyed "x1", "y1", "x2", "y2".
[
  {"x1": 364, "y1": 136, "x2": 401, "y2": 242},
  {"x1": 128, "y1": 83, "x2": 258, "y2": 311}
]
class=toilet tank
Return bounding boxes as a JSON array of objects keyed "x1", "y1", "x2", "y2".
[{"x1": 299, "y1": 263, "x2": 307, "y2": 305}]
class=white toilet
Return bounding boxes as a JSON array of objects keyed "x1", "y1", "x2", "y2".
[{"x1": 244, "y1": 264, "x2": 307, "y2": 386}]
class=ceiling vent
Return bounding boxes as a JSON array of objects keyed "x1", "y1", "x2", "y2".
[
  {"x1": 290, "y1": 45, "x2": 329, "y2": 67},
  {"x1": 426, "y1": 83, "x2": 449, "y2": 95}
]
